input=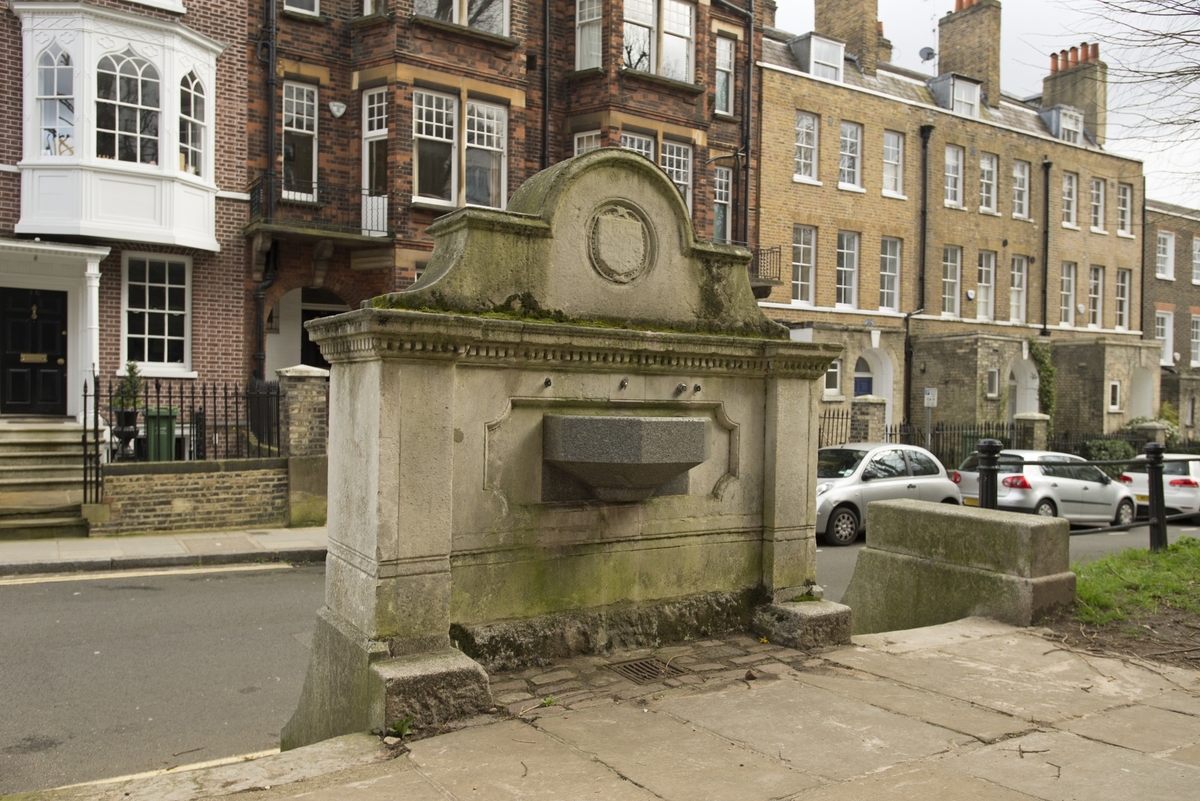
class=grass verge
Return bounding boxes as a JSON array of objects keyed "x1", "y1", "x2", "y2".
[{"x1": 1072, "y1": 536, "x2": 1200, "y2": 625}]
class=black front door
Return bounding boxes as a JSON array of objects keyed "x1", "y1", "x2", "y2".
[{"x1": 1, "y1": 287, "x2": 68, "y2": 416}]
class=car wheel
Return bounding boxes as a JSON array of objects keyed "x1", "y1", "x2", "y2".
[
  {"x1": 825, "y1": 507, "x2": 859, "y2": 546},
  {"x1": 1035, "y1": 499, "x2": 1057, "y2": 517},
  {"x1": 941, "y1": 498, "x2": 958, "y2": 504},
  {"x1": 1114, "y1": 499, "x2": 1135, "y2": 526}
]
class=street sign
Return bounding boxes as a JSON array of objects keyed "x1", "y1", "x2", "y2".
[{"x1": 924, "y1": 387, "x2": 938, "y2": 408}]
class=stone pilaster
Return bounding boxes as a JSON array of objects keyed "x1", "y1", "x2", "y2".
[
  {"x1": 1014, "y1": 412, "x2": 1050, "y2": 450},
  {"x1": 850, "y1": 395, "x2": 887, "y2": 443},
  {"x1": 277, "y1": 365, "x2": 329, "y2": 458}
]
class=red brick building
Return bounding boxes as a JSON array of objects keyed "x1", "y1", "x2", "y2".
[{"x1": 0, "y1": 0, "x2": 763, "y2": 416}]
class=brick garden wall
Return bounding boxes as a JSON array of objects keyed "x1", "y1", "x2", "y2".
[{"x1": 92, "y1": 459, "x2": 289, "y2": 535}]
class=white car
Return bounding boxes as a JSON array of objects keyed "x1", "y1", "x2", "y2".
[
  {"x1": 1119, "y1": 454, "x2": 1200, "y2": 522},
  {"x1": 816, "y1": 443, "x2": 961, "y2": 546}
]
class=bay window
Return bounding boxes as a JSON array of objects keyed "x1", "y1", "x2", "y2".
[
  {"x1": 576, "y1": 0, "x2": 602, "y2": 70},
  {"x1": 660, "y1": 141, "x2": 692, "y2": 210},
  {"x1": 179, "y1": 71, "x2": 205, "y2": 177},
  {"x1": 415, "y1": 0, "x2": 507, "y2": 36},
  {"x1": 624, "y1": 0, "x2": 694, "y2": 83},
  {"x1": 97, "y1": 49, "x2": 160, "y2": 165},
  {"x1": 38, "y1": 44, "x2": 74, "y2": 156},
  {"x1": 413, "y1": 90, "x2": 507, "y2": 208}
]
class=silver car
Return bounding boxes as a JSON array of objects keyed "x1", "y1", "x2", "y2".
[
  {"x1": 816, "y1": 443, "x2": 961, "y2": 546},
  {"x1": 1119, "y1": 454, "x2": 1200, "y2": 521},
  {"x1": 953, "y1": 449, "x2": 1136, "y2": 526}
]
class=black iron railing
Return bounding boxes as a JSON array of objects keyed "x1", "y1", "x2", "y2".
[
  {"x1": 82, "y1": 375, "x2": 280, "y2": 469},
  {"x1": 749, "y1": 246, "x2": 782, "y2": 284},
  {"x1": 818, "y1": 407, "x2": 852, "y2": 448},
  {"x1": 247, "y1": 173, "x2": 394, "y2": 237}
]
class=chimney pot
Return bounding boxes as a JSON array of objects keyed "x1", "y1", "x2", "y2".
[
  {"x1": 1050, "y1": 52, "x2": 1058, "y2": 74},
  {"x1": 1081, "y1": 41, "x2": 1090, "y2": 61},
  {"x1": 1090, "y1": 43, "x2": 1099, "y2": 61},
  {"x1": 955, "y1": 0, "x2": 963, "y2": 11},
  {"x1": 1069, "y1": 46, "x2": 1078, "y2": 67},
  {"x1": 1060, "y1": 49, "x2": 1069, "y2": 67}
]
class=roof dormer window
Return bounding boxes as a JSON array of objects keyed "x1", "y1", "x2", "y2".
[
  {"x1": 952, "y1": 78, "x2": 979, "y2": 117},
  {"x1": 789, "y1": 34, "x2": 844, "y2": 83},
  {"x1": 1060, "y1": 108, "x2": 1082, "y2": 143}
]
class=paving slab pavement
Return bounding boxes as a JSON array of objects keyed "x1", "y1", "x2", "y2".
[
  {"x1": 10, "y1": 617, "x2": 1200, "y2": 801},
  {"x1": 0, "y1": 527, "x2": 326, "y2": 576}
]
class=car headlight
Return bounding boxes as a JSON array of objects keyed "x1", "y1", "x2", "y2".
[{"x1": 816, "y1": 482, "x2": 834, "y2": 497}]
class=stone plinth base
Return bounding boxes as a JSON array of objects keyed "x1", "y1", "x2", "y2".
[
  {"x1": 281, "y1": 608, "x2": 492, "y2": 751},
  {"x1": 843, "y1": 499, "x2": 1075, "y2": 635},
  {"x1": 451, "y1": 589, "x2": 762, "y2": 672},
  {"x1": 752, "y1": 600, "x2": 852, "y2": 650}
]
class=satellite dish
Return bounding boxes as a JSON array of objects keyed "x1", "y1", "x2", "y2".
[{"x1": 919, "y1": 47, "x2": 936, "y2": 63}]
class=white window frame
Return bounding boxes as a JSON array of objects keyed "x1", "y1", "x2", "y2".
[
  {"x1": 986, "y1": 368, "x2": 1000, "y2": 398},
  {"x1": 944, "y1": 145, "x2": 963, "y2": 207},
  {"x1": 1090, "y1": 178, "x2": 1105, "y2": 232},
  {"x1": 37, "y1": 43, "x2": 75, "y2": 157},
  {"x1": 576, "y1": 0, "x2": 602, "y2": 70},
  {"x1": 660, "y1": 140, "x2": 692, "y2": 211},
  {"x1": 361, "y1": 87, "x2": 388, "y2": 235},
  {"x1": 413, "y1": 89, "x2": 457, "y2": 206},
  {"x1": 977, "y1": 250, "x2": 995, "y2": 321},
  {"x1": 713, "y1": 166, "x2": 731, "y2": 244},
  {"x1": 839, "y1": 122, "x2": 862, "y2": 189},
  {"x1": 574, "y1": 130, "x2": 602, "y2": 155},
  {"x1": 792, "y1": 224, "x2": 815, "y2": 305},
  {"x1": 879, "y1": 237, "x2": 900, "y2": 311},
  {"x1": 979, "y1": 153, "x2": 997, "y2": 213},
  {"x1": 824, "y1": 358, "x2": 842, "y2": 397},
  {"x1": 1062, "y1": 172, "x2": 1078, "y2": 227},
  {"x1": 1117, "y1": 183, "x2": 1133, "y2": 235},
  {"x1": 1088, "y1": 265, "x2": 1103, "y2": 328},
  {"x1": 714, "y1": 36, "x2": 734, "y2": 116},
  {"x1": 1156, "y1": 311, "x2": 1174, "y2": 366},
  {"x1": 1194, "y1": 237, "x2": 1200, "y2": 284},
  {"x1": 810, "y1": 36, "x2": 843, "y2": 81},
  {"x1": 952, "y1": 78, "x2": 979, "y2": 117},
  {"x1": 179, "y1": 71, "x2": 206, "y2": 177},
  {"x1": 1109, "y1": 381, "x2": 1121, "y2": 411},
  {"x1": 284, "y1": 0, "x2": 319, "y2": 16},
  {"x1": 282, "y1": 82, "x2": 318, "y2": 201},
  {"x1": 1010, "y1": 256, "x2": 1027, "y2": 324},
  {"x1": 1060, "y1": 108, "x2": 1083, "y2": 143},
  {"x1": 1060, "y1": 262, "x2": 1076, "y2": 326},
  {"x1": 414, "y1": 0, "x2": 508, "y2": 36},
  {"x1": 882, "y1": 131, "x2": 904, "y2": 197},
  {"x1": 793, "y1": 112, "x2": 818, "y2": 183},
  {"x1": 620, "y1": 131, "x2": 654, "y2": 159},
  {"x1": 120, "y1": 254, "x2": 193, "y2": 377},
  {"x1": 623, "y1": 0, "x2": 694, "y2": 82},
  {"x1": 97, "y1": 48, "x2": 161, "y2": 167},
  {"x1": 1157, "y1": 231, "x2": 1176, "y2": 279},
  {"x1": 942, "y1": 246, "x2": 961, "y2": 316},
  {"x1": 1013, "y1": 160, "x2": 1030, "y2": 218},
  {"x1": 412, "y1": 90, "x2": 507, "y2": 209},
  {"x1": 1115, "y1": 268, "x2": 1131, "y2": 330},
  {"x1": 1192, "y1": 316, "x2": 1200, "y2": 367},
  {"x1": 836, "y1": 231, "x2": 859, "y2": 308}
]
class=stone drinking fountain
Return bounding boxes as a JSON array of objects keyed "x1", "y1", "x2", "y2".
[{"x1": 282, "y1": 149, "x2": 846, "y2": 748}]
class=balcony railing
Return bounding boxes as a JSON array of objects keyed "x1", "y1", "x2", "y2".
[
  {"x1": 749, "y1": 246, "x2": 782, "y2": 285},
  {"x1": 247, "y1": 173, "x2": 394, "y2": 237}
]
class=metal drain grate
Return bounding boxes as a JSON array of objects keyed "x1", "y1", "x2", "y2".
[{"x1": 608, "y1": 657, "x2": 688, "y2": 685}]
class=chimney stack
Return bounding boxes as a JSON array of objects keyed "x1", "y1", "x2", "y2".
[
  {"x1": 878, "y1": 21, "x2": 893, "y2": 64},
  {"x1": 815, "y1": 0, "x2": 880, "y2": 76},
  {"x1": 1042, "y1": 40, "x2": 1108, "y2": 144},
  {"x1": 938, "y1": 0, "x2": 1003, "y2": 108}
]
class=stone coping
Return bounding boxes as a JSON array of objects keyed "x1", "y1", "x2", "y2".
[
  {"x1": 306, "y1": 308, "x2": 841, "y2": 379},
  {"x1": 103, "y1": 457, "x2": 288, "y2": 477}
]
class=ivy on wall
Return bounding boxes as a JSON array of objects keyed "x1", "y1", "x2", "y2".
[{"x1": 1028, "y1": 338, "x2": 1055, "y2": 435}]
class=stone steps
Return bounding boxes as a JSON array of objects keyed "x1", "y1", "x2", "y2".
[
  {"x1": 0, "y1": 420, "x2": 89, "y2": 538},
  {"x1": 0, "y1": 505, "x2": 88, "y2": 540}
]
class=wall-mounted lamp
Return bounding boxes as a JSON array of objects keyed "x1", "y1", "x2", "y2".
[{"x1": 328, "y1": 101, "x2": 347, "y2": 118}]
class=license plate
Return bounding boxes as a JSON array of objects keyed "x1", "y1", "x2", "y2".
[
  {"x1": 963, "y1": 497, "x2": 979, "y2": 506},
  {"x1": 1136, "y1": 494, "x2": 1148, "y2": 502}
]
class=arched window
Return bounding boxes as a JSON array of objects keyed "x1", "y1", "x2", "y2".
[
  {"x1": 853, "y1": 357, "x2": 873, "y2": 397},
  {"x1": 179, "y1": 71, "x2": 205, "y2": 176},
  {"x1": 38, "y1": 44, "x2": 75, "y2": 156},
  {"x1": 97, "y1": 48, "x2": 160, "y2": 165}
]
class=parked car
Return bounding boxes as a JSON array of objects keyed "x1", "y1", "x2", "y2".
[
  {"x1": 816, "y1": 443, "x2": 961, "y2": 546},
  {"x1": 1119, "y1": 454, "x2": 1200, "y2": 521},
  {"x1": 953, "y1": 449, "x2": 1136, "y2": 526}
]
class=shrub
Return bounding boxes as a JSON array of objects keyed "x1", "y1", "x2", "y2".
[{"x1": 1082, "y1": 438, "x2": 1136, "y2": 477}]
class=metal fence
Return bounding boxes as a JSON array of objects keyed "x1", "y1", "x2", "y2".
[
  {"x1": 247, "y1": 173, "x2": 393, "y2": 237},
  {"x1": 822, "y1": 418, "x2": 1025, "y2": 472},
  {"x1": 818, "y1": 407, "x2": 852, "y2": 448},
  {"x1": 749, "y1": 246, "x2": 782, "y2": 284},
  {"x1": 82, "y1": 375, "x2": 281, "y2": 498}
]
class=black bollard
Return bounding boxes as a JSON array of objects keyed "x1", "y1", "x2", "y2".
[
  {"x1": 977, "y1": 438, "x2": 1002, "y2": 510},
  {"x1": 1145, "y1": 442, "x2": 1167, "y2": 552}
]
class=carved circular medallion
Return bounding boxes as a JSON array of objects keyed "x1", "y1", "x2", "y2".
[{"x1": 587, "y1": 201, "x2": 657, "y2": 284}]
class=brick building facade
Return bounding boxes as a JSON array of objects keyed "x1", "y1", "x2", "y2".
[
  {"x1": 754, "y1": 0, "x2": 1158, "y2": 435},
  {"x1": 1144, "y1": 200, "x2": 1200, "y2": 436},
  {"x1": 1, "y1": 0, "x2": 765, "y2": 416},
  {"x1": 2, "y1": 0, "x2": 251, "y2": 420}
]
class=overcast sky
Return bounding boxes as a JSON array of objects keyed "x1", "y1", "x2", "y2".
[{"x1": 771, "y1": 0, "x2": 1198, "y2": 207}]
